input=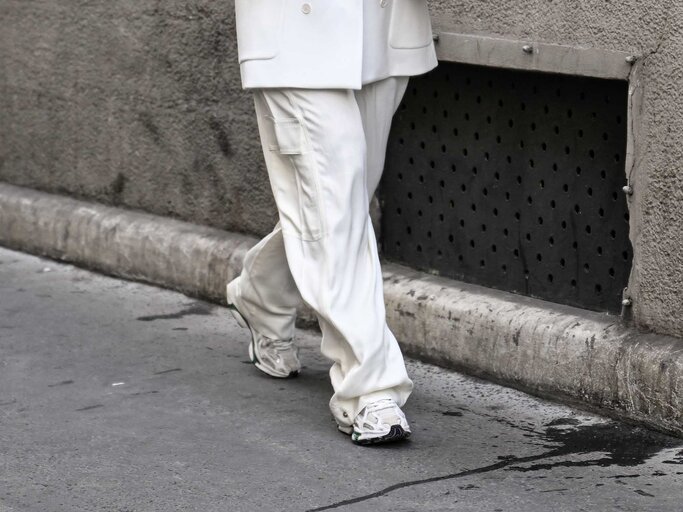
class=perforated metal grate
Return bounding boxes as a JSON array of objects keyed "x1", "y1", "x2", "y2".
[{"x1": 379, "y1": 62, "x2": 632, "y2": 314}]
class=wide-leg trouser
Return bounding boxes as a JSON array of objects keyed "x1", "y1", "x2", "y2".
[{"x1": 229, "y1": 76, "x2": 412, "y2": 428}]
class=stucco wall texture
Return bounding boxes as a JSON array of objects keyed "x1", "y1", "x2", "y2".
[
  {"x1": 0, "y1": 1, "x2": 681, "y2": 337},
  {"x1": 0, "y1": 1, "x2": 274, "y2": 236}
]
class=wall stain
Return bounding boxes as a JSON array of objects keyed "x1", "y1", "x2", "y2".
[
  {"x1": 110, "y1": 172, "x2": 127, "y2": 204},
  {"x1": 512, "y1": 329, "x2": 521, "y2": 346},
  {"x1": 209, "y1": 116, "x2": 233, "y2": 157},
  {"x1": 138, "y1": 112, "x2": 162, "y2": 145}
]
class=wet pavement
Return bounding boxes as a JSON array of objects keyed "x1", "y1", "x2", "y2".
[{"x1": 0, "y1": 246, "x2": 681, "y2": 511}]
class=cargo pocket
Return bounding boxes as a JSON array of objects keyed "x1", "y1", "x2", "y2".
[{"x1": 267, "y1": 116, "x2": 325, "y2": 242}]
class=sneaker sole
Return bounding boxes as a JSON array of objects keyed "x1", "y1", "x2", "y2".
[
  {"x1": 351, "y1": 425, "x2": 411, "y2": 446},
  {"x1": 226, "y1": 284, "x2": 299, "y2": 380}
]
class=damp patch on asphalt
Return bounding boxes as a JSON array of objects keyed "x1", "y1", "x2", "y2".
[{"x1": 136, "y1": 302, "x2": 215, "y2": 322}]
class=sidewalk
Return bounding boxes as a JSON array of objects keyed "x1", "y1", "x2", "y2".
[
  {"x1": 0, "y1": 246, "x2": 681, "y2": 512},
  {"x1": 2, "y1": 183, "x2": 682, "y2": 437}
]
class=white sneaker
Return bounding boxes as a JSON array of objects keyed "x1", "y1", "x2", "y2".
[
  {"x1": 226, "y1": 281, "x2": 301, "y2": 379},
  {"x1": 338, "y1": 398, "x2": 411, "y2": 445}
]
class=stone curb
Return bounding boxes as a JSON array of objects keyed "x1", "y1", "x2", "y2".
[{"x1": 1, "y1": 183, "x2": 681, "y2": 436}]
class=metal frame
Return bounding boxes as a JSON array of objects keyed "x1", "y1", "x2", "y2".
[
  {"x1": 377, "y1": 26, "x2": 648, "y2": 315},
  {"x1": 428, "y1": 26, "x2": 646, "y2": 314},
  {"x1": 431, "y1": 27, "x2": 636, "y2": 81}
]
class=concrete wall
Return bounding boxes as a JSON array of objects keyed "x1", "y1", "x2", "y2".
[
  {"x1": 1, "y1": 1, "x2": 681, "y2": 337},
  {"x1": 0, "y1": 0, "x2": 276, "y2": 236}
]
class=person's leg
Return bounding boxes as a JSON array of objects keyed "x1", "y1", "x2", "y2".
[
  {"x1": 226, "y1": 218, "x2": 303, "y2": 378},
  {"x1": 224, "y1": 91, "x2": 306, "y2": 378},
  {"x1": 231, "y1": 76, "x2": 409, "y2": 344},
  {"x1": 229, "y1": 221, "x2": 301, "y2": 342},
  {"x1": 355, "y1": 76, "x2": 410, "y2": 199},
  {"x1": 348, "y1": 76, "x2": 412, "y2": 418},
  {"x1": 247, "y1": 86, "x2": 412, "y2": 429}
]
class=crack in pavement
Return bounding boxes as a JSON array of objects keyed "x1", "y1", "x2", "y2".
[{"x1": 305, "y1": 449, "x2": 565, "y2": 511}]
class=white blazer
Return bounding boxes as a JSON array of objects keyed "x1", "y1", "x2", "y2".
[{"x1": 234, "y1": 0, "x2": 439, "y2": 90}]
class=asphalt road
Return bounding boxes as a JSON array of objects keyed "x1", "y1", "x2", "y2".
[{"x1": 0, "y1": 246, "x2": 681, "y2": 512}]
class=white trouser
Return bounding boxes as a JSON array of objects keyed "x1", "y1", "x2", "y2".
[{"x1": 230, "y1": 76, "x2": 412, "y2": 428}]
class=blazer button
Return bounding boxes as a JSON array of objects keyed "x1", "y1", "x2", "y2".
[
  {"x1": 301, "y1": 3, "x2": 311, "y2": 14},
  {"x1": 380, "y1": 0, "x2": 388, "y2": 7}
]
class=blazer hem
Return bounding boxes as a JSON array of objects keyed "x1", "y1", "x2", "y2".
[{"x1": 240, "y1": 45, "x2": 439, "y2": 91}]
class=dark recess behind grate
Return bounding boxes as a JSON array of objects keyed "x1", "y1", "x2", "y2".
[{"x1": 379, "y1": 62, "x2": 632, "y2": 314}]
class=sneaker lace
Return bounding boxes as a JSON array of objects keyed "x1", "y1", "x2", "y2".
[
  {"x1": 365, "y1": 399, "x2": 397, "y2": 415},
  {"x1": 359, "y1": 399, "x2": 402, "y2": 430}
]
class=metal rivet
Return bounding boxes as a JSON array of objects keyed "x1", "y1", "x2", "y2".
[
  {"x1": 301, "y1": 3, "x2": 311, "y2": 14},
  {"x1": 622, "y1": 185, "x2": 633, "y2": 195},
  {"x1": 626, "y1": 55, "x2": 637, "y2": 64},
  {"x1": 342, "y1": 411, "x2": 348, "y2": 417},
  {"x1": 622, "y1": 297, "x2": 632, "y2": 307},
  {"x1": 522, "y1": 45, "x2": 534, "y2": 54}
]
